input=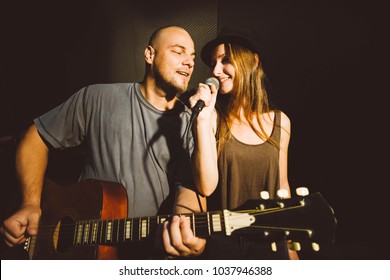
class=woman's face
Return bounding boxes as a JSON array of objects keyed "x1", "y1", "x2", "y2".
[{"x1": 210, "y1": 44, "x2": 235, "y2": 94}]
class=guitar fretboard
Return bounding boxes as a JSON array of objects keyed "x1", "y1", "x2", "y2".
[{"x1": 73, "y1": 212, "x2": 226, "y2": 246}]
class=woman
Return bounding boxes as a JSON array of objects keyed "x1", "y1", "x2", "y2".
[{"x1": 190, "y1": 26, "x2": 298, "y2": 259}]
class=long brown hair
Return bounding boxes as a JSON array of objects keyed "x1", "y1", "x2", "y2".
[{"x1": 216, "y1": 43, "x2": 279, "y2": 155}]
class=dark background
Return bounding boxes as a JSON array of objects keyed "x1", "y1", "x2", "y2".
[{"x1": 0, "y1": 0, "x2": 388, "y2": 259}]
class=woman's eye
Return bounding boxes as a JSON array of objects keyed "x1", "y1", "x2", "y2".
[{"x1": 222, "y1": 57, "x2": 230, "y2": 64}]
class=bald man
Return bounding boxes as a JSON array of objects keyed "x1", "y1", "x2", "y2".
[{"x1": 1, "y1": 26, "x2": 207, "y2": 259}]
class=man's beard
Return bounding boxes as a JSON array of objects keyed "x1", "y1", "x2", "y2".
[{"x1": 155, "y1": 72, "x2": 188, "y2": 100}]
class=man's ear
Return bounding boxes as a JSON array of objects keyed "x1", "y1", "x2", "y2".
[{"x1": 145, "y1": 46, "x2": 155, "y2": 64}]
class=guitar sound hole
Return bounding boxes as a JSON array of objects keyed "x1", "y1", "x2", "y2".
[{"x1": 57, "y1": 216, "x2": 76, "y2": 253}]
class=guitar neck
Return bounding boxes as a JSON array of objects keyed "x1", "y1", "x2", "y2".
[
  {"x1": 69, "y1": 193, "x2": 336, "y2": 247},
  {"x1": 73, "y1": 211, "x2": 224, "y2": 246}
]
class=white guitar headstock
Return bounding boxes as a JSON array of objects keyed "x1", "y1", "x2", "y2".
[{"x1": 233, "y1": 192, "x2": 336, "y2": 254}]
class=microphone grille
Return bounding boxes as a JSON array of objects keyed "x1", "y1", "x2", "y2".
[{"x1": 205, "y1": 77, "x2": 220, "y2": 91}]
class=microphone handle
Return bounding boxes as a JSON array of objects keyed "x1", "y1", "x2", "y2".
[
  {"x1": 191, "y1": 77, "x2": 219, "y2": 121},
  {"x1": 190, "y1": 100, "x2": 205, "y2": 122},
  {"x1": 193, "y1": 100, "x2": 205, "y2": 113}
]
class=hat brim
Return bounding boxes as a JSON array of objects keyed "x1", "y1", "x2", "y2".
[{"x1": 201, "y1": 35, "x2": 262, "y2": 67}]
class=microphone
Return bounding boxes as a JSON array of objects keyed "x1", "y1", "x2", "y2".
[{"x1": 191, "y1": 77, "x2": 220, "y2": 120}]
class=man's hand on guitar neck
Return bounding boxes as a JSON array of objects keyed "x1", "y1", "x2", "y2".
[
  {"x1": 0, "y1": 204, "x2": 41, "y2": 247},
  {"x1": 162, "y1": 185, "x2": 207, "y2": 258},
  {"x1": 162, "y1": 215, "x2": 206, "y2": 258}
]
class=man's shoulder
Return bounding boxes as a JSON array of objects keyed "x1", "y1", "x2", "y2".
[
  {"x1": 86, "y1": 82, "x2": 136, "y2": 93},
  {"x1": 82, "y1": 82, "x2": 139, "y2": 101}
]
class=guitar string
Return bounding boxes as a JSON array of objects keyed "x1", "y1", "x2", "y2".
[
  {"x1": 25, "y1": 204, "x2": 311, "y2": 247},
  {"x1": 30, "y1": 203, "x2": 306, "y2": 233},
  {"x1": 26, "y1": 204, "x2": 307, "y2": 235}
]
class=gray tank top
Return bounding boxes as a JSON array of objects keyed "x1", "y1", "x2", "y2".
[{"x1": 215, "y1": 110, "x2": 281, "y2": 210}]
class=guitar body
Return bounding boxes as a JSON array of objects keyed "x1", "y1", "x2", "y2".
[{"x1": 29, "y1": 179, "x2": 127, "y2": 260}]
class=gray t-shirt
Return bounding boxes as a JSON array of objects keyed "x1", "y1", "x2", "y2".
[{"x1": 34, "y1": 82, "x2": 194, "y2": 218}]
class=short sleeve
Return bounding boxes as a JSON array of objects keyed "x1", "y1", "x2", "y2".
[{"x1": 34, "y1": 87, "x2": 88, "y2": 149}]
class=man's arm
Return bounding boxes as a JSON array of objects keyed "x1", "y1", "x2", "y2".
[{"x1": 0, "y1": 124, "x2": 48, "y2": 247}]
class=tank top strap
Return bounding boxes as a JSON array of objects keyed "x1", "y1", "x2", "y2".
[{"x1": 270, "y1": 110, "x2": 281, "y2": 144}]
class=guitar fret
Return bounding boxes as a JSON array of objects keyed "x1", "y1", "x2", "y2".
[
  {"x1": 76, "y1": 222, "x2": 83, "y2": 245},
  {"x1": 83, "y1": 222, "x2": 91, "y2": 244},
  {"x1": 140, "y1": 217, "x2": 148, "y2": 239},
  {"x1": 211, "y1": 213, "x2": 222, "y2": 233},
  {"x1": 221, "y1": 212, "x2": 225, "y2": 235},
  {"x1": 207, "y1": 212, "x2": 211, "y2": 236},
  {"x1": 106, "y1": 220, "x2": 112, "y2": 241},
  {"x1": 73, "y1": 223, "x2": 78, "y2": 245},
  {"x1": 91, "y1": 221, "x2": 98, "y2": 243},
  {"x1": 72, "y1": 223, "x2": 76, "y2": 245},
  {"x1": 191, "y1": 213, "x2": 195, "y2": 236},
  {"x1": 125, "y1": 219, "x2": 132, "y2": 241}
]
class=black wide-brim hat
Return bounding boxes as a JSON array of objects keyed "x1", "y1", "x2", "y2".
[{"x1": 201, "y1": 25, "x2": 262, "y2": 67}]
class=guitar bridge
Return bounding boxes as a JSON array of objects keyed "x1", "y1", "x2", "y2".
[{"x1": 223, "y1": 210, "x2": 255, "y2": 236}]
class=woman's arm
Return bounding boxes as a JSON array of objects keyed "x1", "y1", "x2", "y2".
[
  {"x1": 190, "y1": 83, "x2": 219, "y2": 196},
  {"x1": 279, "y1": 111, "x2": 299, "y2": 260}
]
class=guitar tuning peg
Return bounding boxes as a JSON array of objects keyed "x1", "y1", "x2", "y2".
[
  {"x1": 312, "y1": 242, "x2": 320, "y2": 251},
  {"x1": 288, "y1": 242, "x2": 301, "y2": 251},
  {"x1": 271, "y1": 242, "x2": 277, "y2": 252},
  {"x1": 296, "y1": 187, "x2": 309, "y2": 196},
  {"x1": 277, "y1": 189, "x2": 288, "y2": 199},
  {"x1": 260, "y1": 191, "x2": 270, "y2": 200}
]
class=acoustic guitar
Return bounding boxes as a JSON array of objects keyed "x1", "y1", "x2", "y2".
[{"x1": 24, "y1": 179, "x2": 337, "y2": 259}]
